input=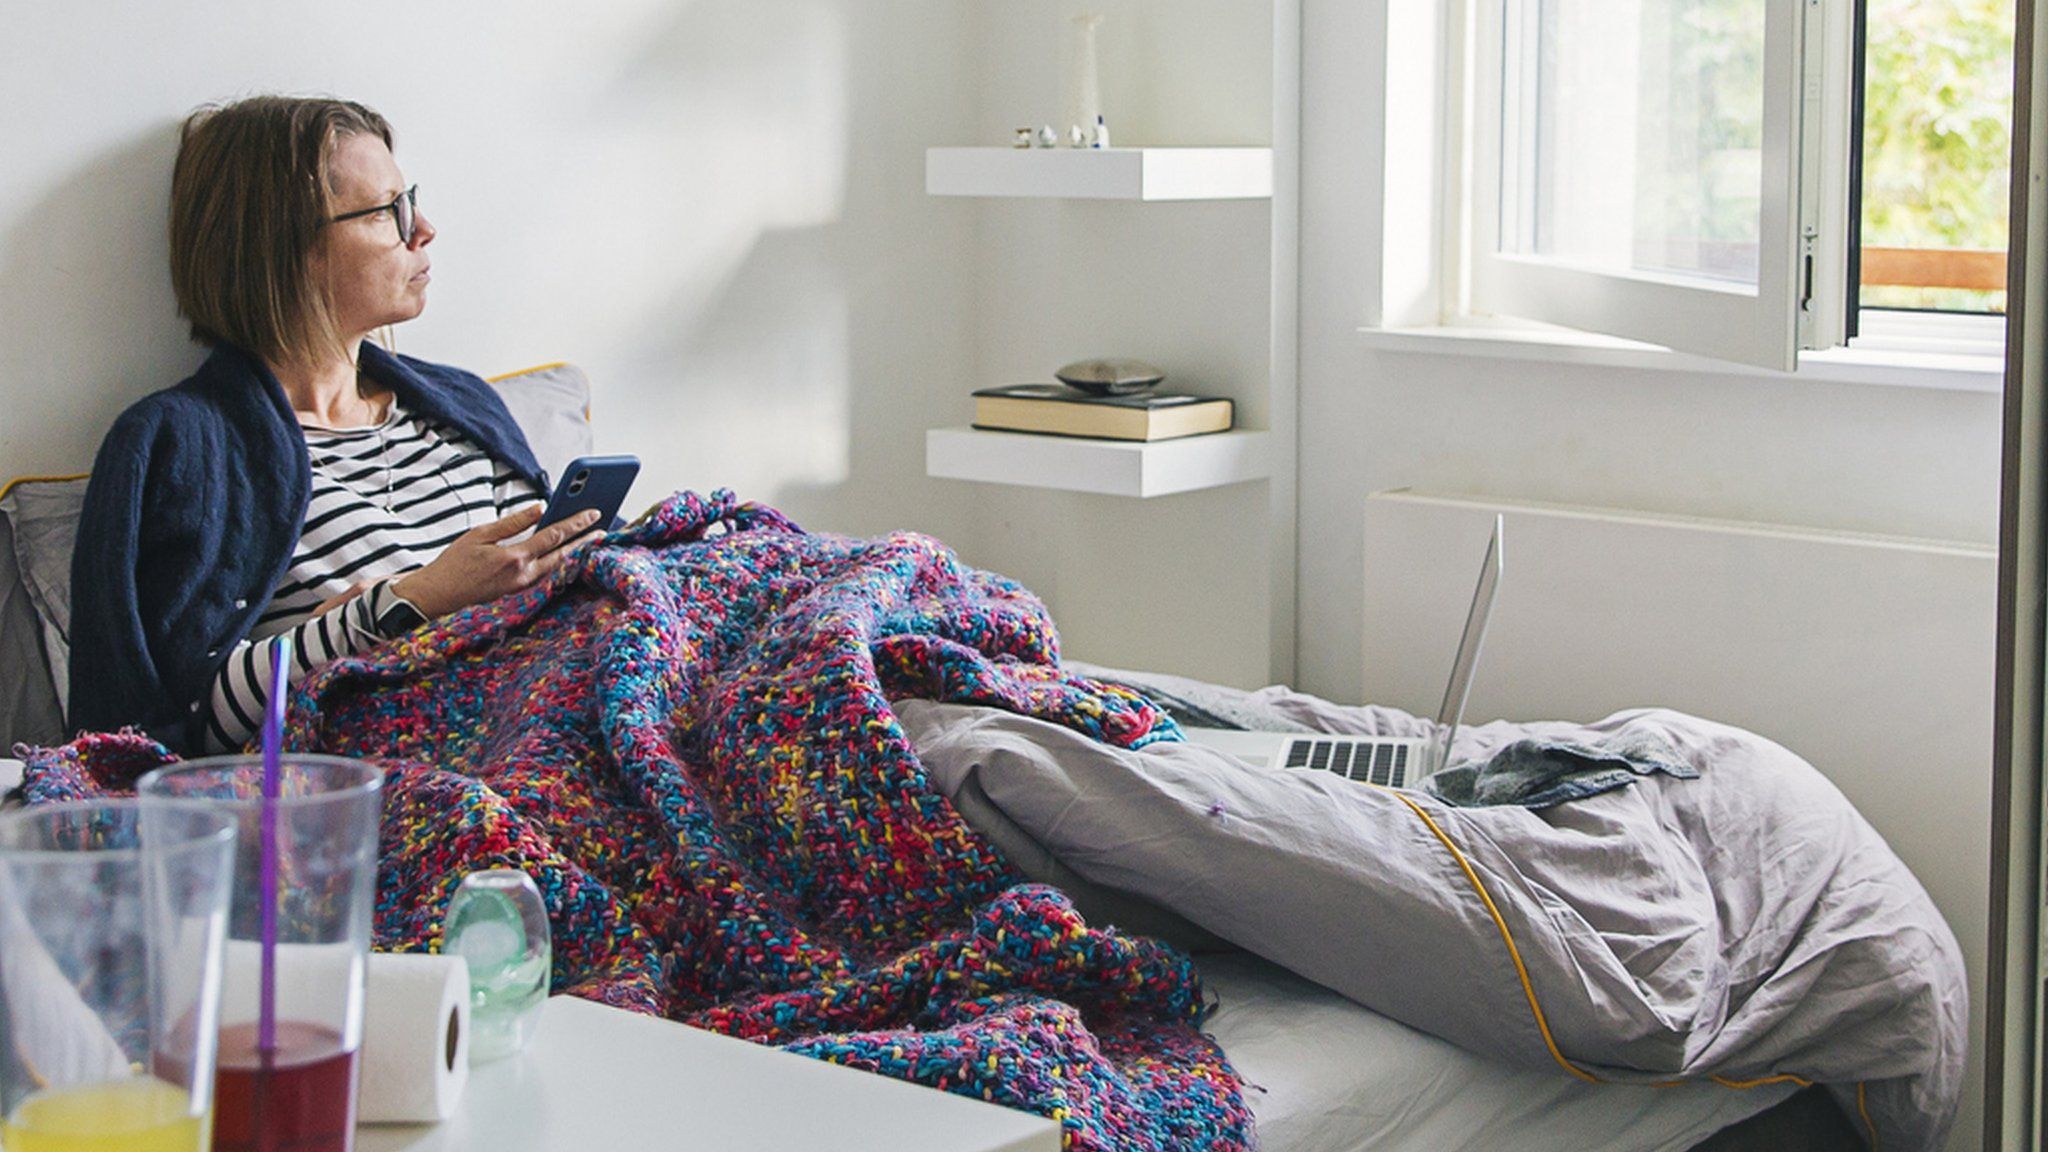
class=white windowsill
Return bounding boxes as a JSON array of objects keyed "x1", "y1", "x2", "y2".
[{"x1": 1356, "y1": 320, "x2": 2003, "y2": 394}]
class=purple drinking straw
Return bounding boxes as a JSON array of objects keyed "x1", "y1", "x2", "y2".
[{"x1": 259, "y1": 632, "x2": 292, "y2": 1055}]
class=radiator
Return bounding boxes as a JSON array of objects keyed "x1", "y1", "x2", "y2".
[{"x1": 1363, "y1": 487, "x2": 1995, "y2": 1150}]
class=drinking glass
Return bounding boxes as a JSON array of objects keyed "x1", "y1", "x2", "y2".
[
  {"x1": 138, "y1": 756, "x2": 383, "y2": 1152},
  {"x1": 0, "y1": 799, "x2": 237, "y2": 1152}
]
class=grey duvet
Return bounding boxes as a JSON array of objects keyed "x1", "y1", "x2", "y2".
[{"x1": 897, "y1": 682, "x2": 1966, "y2": 1152}]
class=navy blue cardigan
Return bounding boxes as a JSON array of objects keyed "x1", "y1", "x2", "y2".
[{"x1": 68, "y1": 343, "x2": 547, "y2": 753}]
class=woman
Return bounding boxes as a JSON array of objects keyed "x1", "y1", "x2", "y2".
[{"x1": 68, "y1": 96, "x2": 600, "y2": 754}]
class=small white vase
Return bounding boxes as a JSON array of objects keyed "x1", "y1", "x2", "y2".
[{"x1": 1061, "y1": 13, "x2": 1104, "y2": 147}]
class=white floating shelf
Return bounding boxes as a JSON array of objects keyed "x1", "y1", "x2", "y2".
[
  {"x1": 925, "y1": 147, "x2": 1274, "y2": 201},
  {"x1": 925, "y1": 427, "x2": 1273, "y2": 498}
]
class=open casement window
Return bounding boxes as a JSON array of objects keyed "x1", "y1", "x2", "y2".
[{"x1": 1465, "y1": 0, "x2": 1851, "y2": 371}]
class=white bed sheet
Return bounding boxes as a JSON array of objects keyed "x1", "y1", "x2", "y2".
[{"x1": 1199, "y1": 951, "x2": 1794, "y2": 1152}]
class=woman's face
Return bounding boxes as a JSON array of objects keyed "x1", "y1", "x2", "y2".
[{"x1": 317, "y1": 132, "x2": 436, "y2": 342}]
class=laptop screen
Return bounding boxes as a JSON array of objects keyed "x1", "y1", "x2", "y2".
[{"x1": 1434, "y1": 515, "x2": 1504, "y2": 740}]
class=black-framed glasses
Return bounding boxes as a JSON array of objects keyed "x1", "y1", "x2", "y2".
[{"x1": 328, "y1": 185, "x2": 418, "y2": 244}]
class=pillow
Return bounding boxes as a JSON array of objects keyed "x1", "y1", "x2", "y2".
[
  {"x1": 0, "y1": 475, "x2": 86, "y2": 747},
  {"x1": 487, "y1": 362, "x2": 595, "y2": 490},
  {"x1": 0, "y1": 517, "x2": 60, "y2": 750}
]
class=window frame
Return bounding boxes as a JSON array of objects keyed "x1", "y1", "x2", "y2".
[
  {"x1": 1852, "y1": 307, "x2": 2008, "y2": 358},
  {"x1": 1365, "y1": 0, "x2": 2005, "y2": 385},
  {"x1": 1462, "y1": 0, "x2": 1821, "y2": 372}
]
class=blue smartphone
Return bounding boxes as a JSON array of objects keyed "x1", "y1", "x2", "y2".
[{"x1": 537, "y1": 454, "x2": 641, "y2": 530}]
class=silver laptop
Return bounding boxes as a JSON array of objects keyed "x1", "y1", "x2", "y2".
[{"x1": 1184, "y1": 515, "x2": 1503, "y2": 788}]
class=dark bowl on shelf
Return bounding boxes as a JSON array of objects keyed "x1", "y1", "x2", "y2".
[{"x1": 1054, "y1": 358, "x2": 1166, "y2": 396}]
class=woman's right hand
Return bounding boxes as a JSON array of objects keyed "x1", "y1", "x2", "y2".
[{"x1": 389, "y1": 506, "x2": 603, "y2": 620}]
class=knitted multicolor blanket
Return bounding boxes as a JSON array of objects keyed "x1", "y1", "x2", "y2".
[{"x1": 24, "y1": 490, "x2": 1251, "y2": 1151}]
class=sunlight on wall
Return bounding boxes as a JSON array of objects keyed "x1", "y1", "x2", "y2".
[
  {"x1": 0, "y1": 0, "x2": 862, "y2": 510},
  {"x1": 384, "y1": 0, "x2": 859, "y2": 504}
]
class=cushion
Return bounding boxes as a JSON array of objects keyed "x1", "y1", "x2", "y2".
[
  {"x1": 0, "y1": 514, "x2": 62, "y2": 751},
  {"x1": 0, "y1": 476, "x2": 86, "y2": 749},
  {"x1": 487, "y1": 362, "x2": 595, "y2": 488},
  {"x1": 0, "y1": 361, "x2": 596, "y2": 750}
]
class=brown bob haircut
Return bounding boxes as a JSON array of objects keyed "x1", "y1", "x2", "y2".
[{"x1": 168, "y1": 95, "x2": 393, "y2": 370}]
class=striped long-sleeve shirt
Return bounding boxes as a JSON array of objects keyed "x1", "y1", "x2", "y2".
[{"x1": 201, "y1": 397, "x2": 543, "y2": 752}]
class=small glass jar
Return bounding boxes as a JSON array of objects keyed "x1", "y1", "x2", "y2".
[{"x1": 443, "y1": 869, "x2": 552, "y2": 1064}]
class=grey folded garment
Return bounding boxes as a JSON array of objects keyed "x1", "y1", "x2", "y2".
[{"x1": 1425, "y1": 731, "x2": 1699, "y2": 809}]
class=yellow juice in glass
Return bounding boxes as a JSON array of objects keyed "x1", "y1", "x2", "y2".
[{"x1": 0, "y1": 1078, "x2": 204, "y2": 1152}]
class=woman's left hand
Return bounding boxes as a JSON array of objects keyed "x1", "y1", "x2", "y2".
[{"x1": 389, "y1": 506, "x2": 600, "y2": 619}]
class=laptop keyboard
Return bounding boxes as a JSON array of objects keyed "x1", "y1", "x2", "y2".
[{"x1": 1283, "y1": 739, "x2": 1410, "y2": 788}]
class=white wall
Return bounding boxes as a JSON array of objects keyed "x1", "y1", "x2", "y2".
[
  {"x1": 1298, "y1": 2, "x2": 2001, "y2": 1148},
  {"x1": 0, "y1": 0, "x2": 988, "y2": 549},
  {"x1": 0, "y1": 0, "x2": 1285, "y2": 687},
  {"x1": 936, "y1": 0, "x2": 1285, "y2": 688}
]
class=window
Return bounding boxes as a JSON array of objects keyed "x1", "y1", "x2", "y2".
[{"x1": 1451, "y1": 0, "x2": 2013, "y2": 370}]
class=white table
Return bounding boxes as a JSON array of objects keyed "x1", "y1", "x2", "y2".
[{"x1": 357, "y1": 996, "x2": 1059, "y2": 1152}]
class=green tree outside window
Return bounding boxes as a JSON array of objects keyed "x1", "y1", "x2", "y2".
[{"x1": 1862, "y1": 0, "x2": 2013, "y2": 313}]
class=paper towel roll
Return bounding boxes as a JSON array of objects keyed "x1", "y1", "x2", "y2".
[{"x1": 358, "y1": 952, "x2": 471, "y2": 1124}]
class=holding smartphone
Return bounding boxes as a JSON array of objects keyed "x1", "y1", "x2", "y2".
[{"x1": 537, "y1": 454, "x2": 641, "y2": 530}]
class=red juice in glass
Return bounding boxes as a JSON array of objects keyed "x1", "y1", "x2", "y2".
[
  {"x1": 210, "y1": 1020, "x2": 358, "y2": 1152},
  {"x1": 138, "y1": 757, "x2": 383, "y2": 1152}
]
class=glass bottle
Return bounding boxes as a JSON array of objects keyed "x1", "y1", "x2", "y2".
[{"x1": 443, "y1": 869, "x2": 551, "y2": 1064}]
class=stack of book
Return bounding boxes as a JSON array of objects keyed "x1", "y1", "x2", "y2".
[{"x1": 970, "y1": 384, "x2": 1233, "y2": 442}]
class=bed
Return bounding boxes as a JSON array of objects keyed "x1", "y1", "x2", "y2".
[
  {"x1": 0, "y1": 365, "x2": 1958, "y2": 1151},
  {"x1": 0, "y1": 739, "x2": 1835, "y2": 1152},
  {"x1": 0, "y1": 733, "x2": 1899, "y2": 1152},
  {"x1": 897, "y1": 666, "x2": 1963, "y2": 1151}
]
